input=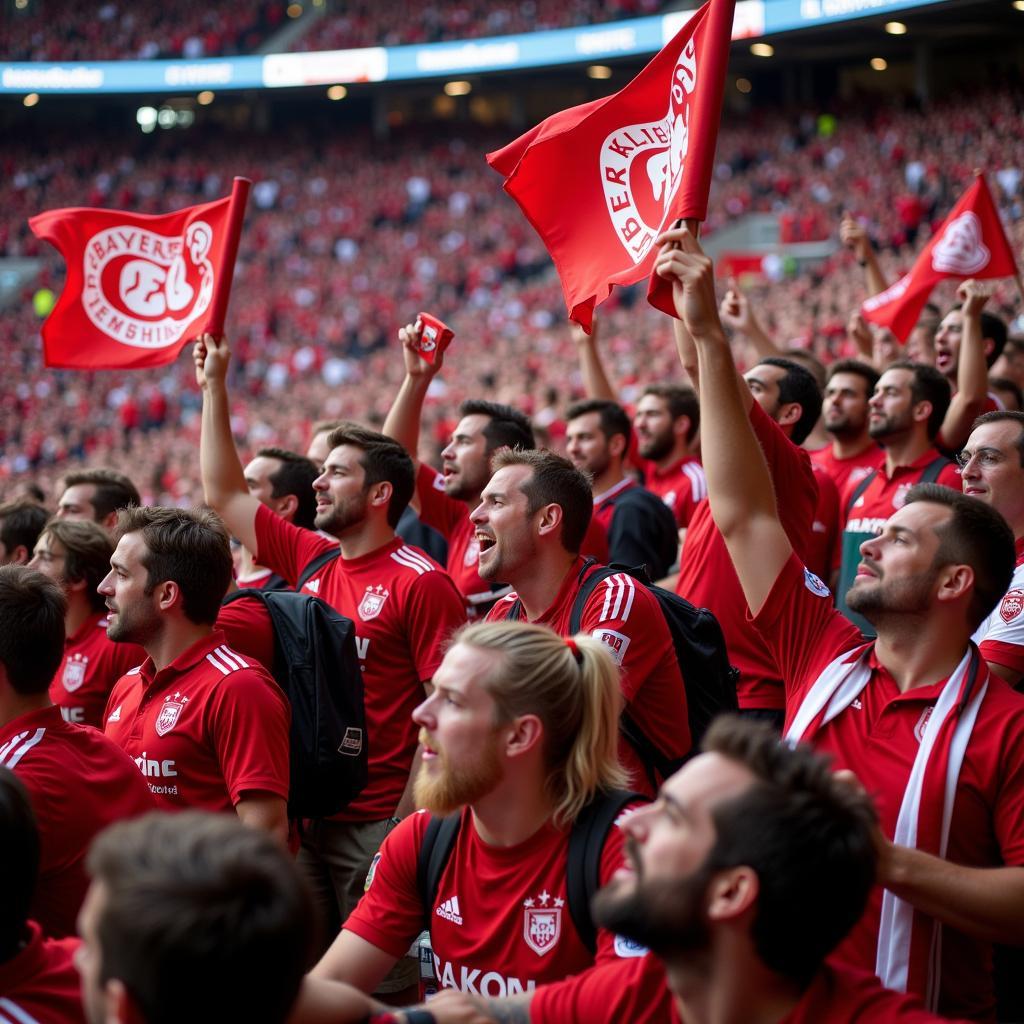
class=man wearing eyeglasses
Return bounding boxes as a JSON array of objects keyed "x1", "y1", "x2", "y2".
[{"x1": 961, "y1": 410, "x2": 1024, "y2": 689}]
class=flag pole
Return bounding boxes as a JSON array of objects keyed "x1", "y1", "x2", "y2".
[{"x1": 207, "y1": 176, "x2": 251, "y2": 338}]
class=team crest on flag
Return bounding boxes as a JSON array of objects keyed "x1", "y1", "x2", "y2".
[
  {"x1": 62, "y1": 654, "x2": 88, "y2": 693},
  {"x1": 931, "y1": 213, "x2": 990, "y2": 275},
  {"x1": 155, "y1": 694, "x2": 189, "y2": 737},
  {"x1": 358, "y1": 585, "x2": 390, "y2": 621},
  {"x1": 522, "y1": 890, "x2": 563, "y2": 956},
  {"x1": 1001, "y1": 589, "x2": 1024, "y2": 623},
  {"x1": 81, "y1": 222, "x2": 215, "y2": 350}
]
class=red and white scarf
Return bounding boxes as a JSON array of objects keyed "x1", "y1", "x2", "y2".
[{"x1": 785, "y1": 643, "x2": 986, "y2": 1010}]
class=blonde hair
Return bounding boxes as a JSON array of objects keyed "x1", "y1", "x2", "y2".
[{"x1": 455, "y1": 620, "x2": 627, "y2": 828}]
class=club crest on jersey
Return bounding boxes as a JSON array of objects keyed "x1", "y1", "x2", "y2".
[
  {"x1": 1001, "y1": 589, "x2": 1024, "y2": 623},
  {"x1": 155, "y1": 693, "x2": 190, "y2": 737},
  {"x1": 62, "y1": 653, "x2": 89, "y2": 692},
  {"x1": 931, "y1": 212, "x2": 990, "y2": 276},
  {"x1": 81, "y1": 222, "x2": 215, "y2": 350},
  {"x1": 522, "y1": 890, "x2": 563, "y2": 956},
  {"x1": 464, "y1": 537, "x2": 480, "y2": 568},
  {"x1": 358, "y1": 585, "x2": 390, "y2": 621},
  {"x1": 592, "y1": 628, "x2": 630, "y2": 666},
  {"x1": 892, "y1": 483, "x2": 913, "y2": 510},
  {"x1": 599, "y1": 37, "x2": 698, "y2": 265}
]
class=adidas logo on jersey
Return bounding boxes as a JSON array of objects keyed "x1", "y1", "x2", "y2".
[{"x1": 436, "y1": 895, "x2": 464, "y2": 926}]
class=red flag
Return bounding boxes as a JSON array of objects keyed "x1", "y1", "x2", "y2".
[
  {"x1": 487, "y1": 0, "x2": 735, "y2": 331},
  {"x1": 29, "y1": 178, "x2": 250, "y2": 370},
  {"x1": 861, "y1": 175, "x2": 1018, "y2": 342}
]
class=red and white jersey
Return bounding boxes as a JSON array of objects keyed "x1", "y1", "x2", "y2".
[
  {"x1": 642, "y1": 456, "x2": 707, "y2": 528},
  {"x1": 103, "y1": 630, "x2": 290, "y2": 814},
  {"x1": 752, "y1": 554, "x2": 1024, "y2": 1021},
  {"x1": 807, "y1": 463, "x2": 840, "y2": 582},
  {"x1": 344, "y1": 807, "x2": 640, "y2": 997},
  {"x1": 810, "y1": 443, "x2": 884, "y2": 498},
  {"x1": 0, "y1": 705, "x2": 153, "y2": 938},
  {"x1": 677, "y1": 401, "x2": 818, "y2": 711},
  {"x1": 487, "y1": 558, "x2": 690, "y2": 795},
  {"x1": 47, "y1": 611, "x2": 144, "y2": 729},
  {"x1": 973, "y1": 538, "x2": 1024, "y2": 680},
  {"x1": 530, "y1": 957, "x2": 968, "y2": 1024},
  {"x1": 0, "y1": 922, "x2": 86, "y2": 1024},
  {"x1": 254, "y1": 504, "x2": 467, "y2": 821}
]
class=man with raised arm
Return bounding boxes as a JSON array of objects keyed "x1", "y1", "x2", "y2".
[
  {"x1": 195, "y1": 333, "x2": 466, "y2": 977},
  {"x1": 383, "y1": 320, "x2": 537, "y2": 618},
  {"x1": 655, "y1": 225, "x2": 1024, "y2": 1021}
]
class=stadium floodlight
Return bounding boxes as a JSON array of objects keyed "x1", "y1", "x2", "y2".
[
  {"x1": 870, "y1": 57, "x2": 888, "y2": 71},
  {"x1": 736, "y1": 77, "x2": 752, "y2": 94},
  {"x1": 327, "y1": 85, "x2": 348, "y2": 100},
  {"x1": 587, "y1": 65, "x2": 613, "y2": 80},
  {"x1": 136, "y1": 106, "x2": 158, "y2": 132},
  {"x1": 750, "y1": 42, "x2": 774, "y2": 57},
  {"x1": 287, "y1": 2, "x2": 303, "y2": 17},
  {"x1": 1014, "y1": 1, "x2": 1024, "y2": 11},
  {"x1": 197, "y1": 91, "x2": 215, "y2": 105},
  {"x1": 444, "y1": 81, "x2": 472, "y2": 96},
  {"x1": 157, "y1": 107, "x2": 177, "y2": 128},
  {"x1": 23, "y1": 93, "x2": 39, "y2": 108},
  {"x1": 885, "y1": 21, "x2": 908, "y2": 34}
]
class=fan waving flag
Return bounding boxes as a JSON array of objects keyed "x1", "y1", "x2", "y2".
[
  {"x1": 861, "y1": 174, "x2": 1019, "y2": 342},
  {"x1": 486, "y1": 0, "x2": 735, "y2": 331},
  {"x1": 29, "y1": 177, "x2": 250, "y2": 370}
]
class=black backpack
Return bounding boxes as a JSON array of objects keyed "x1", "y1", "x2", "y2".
[
  {"x1": 221, "y1": 548, "x2": 366, "y2": 819},
  {"x1": 416, "y1": 789, "x2": 642, "y2": 954},
  {"x1": 508, "y1": 559, "x2": 738, "y2": 786}
]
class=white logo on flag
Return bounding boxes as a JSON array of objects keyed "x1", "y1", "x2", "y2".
[
  {"x1": 931, "y1": 212, "x2": 990, "y2": 276},
  {"x1": 600, "y1": 38, "x2": 699, "y2": 265},
  {"x1": 81, "y1": 222, "x2": 215, "y2": 349}
]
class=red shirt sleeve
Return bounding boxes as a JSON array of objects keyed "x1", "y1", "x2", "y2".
[
  {"x1": 206, "y1": 667, "x2": 291, "y2": 803},
  {"x1": 415, "y1": 463, "x2": 467, "y2": 541},
  {"x1": 216, "y1": 597, "x2": 276, "y2": 674},
  {"x1": 936, "y1": 461, "x2": 964, "y2": 491},
  {"x1": 403, "y1": 567, "x2": 469, "y2": 682},
  {"x1": 343, "y1": 812, "x2": 427, "y2": 958},
  {"x1": 253, "y1": 503, "x2": 334, "y2": 586}
]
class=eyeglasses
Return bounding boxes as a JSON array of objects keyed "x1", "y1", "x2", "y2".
[{"x1": 954, "y1": 448, "x2": 1006, "y2": 471}]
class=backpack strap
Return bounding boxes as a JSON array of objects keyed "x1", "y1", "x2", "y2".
[
  {"x1": 503, "y1": 598, "x2": 525, "y2": 621},
  {"x1": 920, "y1": 453, "x2": 951, "y2": 484},
  {"x1": 567, "y1": 790, "x2": 644, "y2": 954},
  {"x1": 845, "y1": 468, "x2": 879, "y2": 518},
  {"x1": 416, "y1": 813, "x2": 462, "y2": 932},
  {"x1": 567, "y1": 559, "x2": 615, "y2": 635},
  {"x1": 297, "y1": 547, "x2": 341, "y2": 591}
]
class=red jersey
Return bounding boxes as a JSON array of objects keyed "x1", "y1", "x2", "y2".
[
  {"x1": 0, "y1": 922, "x2": 86, "y2": 1024},
  {"x1": 103, "y1": 631, "x2": 290, "y2": 814},
  {"x1": 0, "y1": 705, "x2": 153, "y2": 938},
  {"x1": 344, "y1": 806, "x2": 636, "y2": 997},
  {"x1": 810, "y1": 443, "x2": 884, "y2": 497},
  {"x1": 216, "y1": 593, "x2": 276, "y2": 674},
  {"x1": 530, "y1": 956, "x2": 967, "y2": 1024},
  {"x1": 642, "y1": 456, "x2": 707, "y2": 528},
  {"x1": 676, "y1": 401, "x2": 818, "y2": 711},
  {"x1": 973, "y1": 539, "x2": 1024, "y2": 678},
  {"x1": 487, "y1": 558, "x2": 690, "y2": 796},
  {"x1": 807, "y1": 463, "x2": 840, "y2": 582},
  {"x1": 48, "y1": 611, "x2": 144, "y2": 729},
  {"x1": 254, "y1": 504, "x2": 467, "y2": 821},
  {"x1": 752, "y1": 554, "x2": 1024, "y2": 1020}
]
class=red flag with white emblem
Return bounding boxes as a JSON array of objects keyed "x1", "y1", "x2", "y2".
[
  {"x1": 486, "y1": 0, "x2": 735, "y2": 331},
  {"x1": 29, "y1": 177, "x2": 250, "y2": 369},
  {"x1": 860, "y1": 174, "x2": 1018, "y2": 342}
]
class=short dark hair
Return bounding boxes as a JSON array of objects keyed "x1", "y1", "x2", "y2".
[
  {"x1": 87, "y1": 811, "x2": 314, "y2": 1024},
  {"x1": 905, "y1": 483, "x2": 1016, "y2": 630},
  {"x1": 114, "y1": 507, "x2": 232, "y2": 625},
  {"x1": 324, "y1": 423, "x2": 415, "y2": 529},
  {"x1": 459, "y1": 399, "x2": 535, "y2": 454},
  {"x1": 0, "y1": 565, "x2": 66, "y2": 694},
  {"x1": 988, "y1": 377, "x2": 1024, "y2": 413},
  {"x1": 641, "y1": 384, "x2": 700, "y2": 441},
  {"x1": 63, "y1": 469, "x2": 141, "y2": 521},
  {"x1": 310, "y1": 419, "x2": 346, "y2": 438},
  {"x1": 757, "y1": 358, "x2": 823, "y2": 446},
  {"x1": 885, "y1": 360, "x2": 952, "y2": 440},
  {"x1": 0, "y1": 500, "x2": 48, "y2": 560},
  {"x1": 566, "y1": 399, "x2": 633, "y2": 449},
  {"x1": 702, "y1": 716, "x2": 878, "y2": 987},
  {"x1": 490, "y1": 449, "x2": 593, "y2": 554},
  {"x1": 40, "y1": 518, "x2": 114, "y2": 613},
  {"x1": 971, "y1": 410, "x2": 1024, "y2": 465},
  {"x1": 0, "y1": 767, "x2": 39, "y2": 961},
  {"x1": 255, "y1": 448, "x2": 319, "y2": 531},
  {"x1": 826, "y1": 359, "x2": 880, "y2": 398}
]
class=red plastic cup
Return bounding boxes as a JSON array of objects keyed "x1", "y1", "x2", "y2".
[{"x1": 415, "y1": 312, "x2": 454, "y2": 364}]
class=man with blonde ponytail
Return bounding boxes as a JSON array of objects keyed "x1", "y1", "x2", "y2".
[{"x1": 303, "y1": 620, "x2": 646, "y2": 1007}]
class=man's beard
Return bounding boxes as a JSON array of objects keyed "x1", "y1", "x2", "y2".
[
  {"x1": 592, "y1": 837, "x2": 713, "y2": 958},
  {"x1": 639, "y1": 431, "x2": 674, "y2": 462},
  {"x1": 314, "y1": 493, "x2": 366, "y2": 536},
  {"x1": 846, "y1": 563, "x2": 936, "y2": 620},
  {"x1": 106, "y1": 602, "x2": 161, "y2": 646},
  {"x1": 413, "y1": 733, "x2": 504, "y2": 816}
]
